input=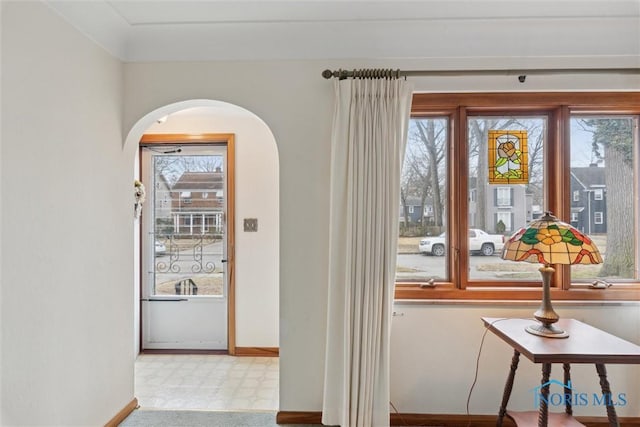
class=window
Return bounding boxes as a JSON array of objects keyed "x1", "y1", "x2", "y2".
[
  {"x1": 396, "y1": 92, "x2": 640, "y2": 301},
  {"x1": 397, "y1": 117, "x2": 448, "y2": 282},
  {"x1": 570, "y1": 117, "x2": 636, "y2": 284},
  {"x1": 594, "y1": 211, "x2": 604, "y2": 224},
  {"x1": 495, "y1": 212, "x2": 512, "y2": 232},
  {"x1": 495, "y1": 187, "x2": 512, "y2": 207},
  {"x1": 409, "y1": 206, "x2": 414, "y2": 214},
  {"x1": 594, "y1": 188, "x2": 604, "y2": 200}
]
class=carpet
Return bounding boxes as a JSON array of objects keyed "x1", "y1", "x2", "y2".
[{"x1": 119, "y1": 409, "x2": 320, "y2": 427}]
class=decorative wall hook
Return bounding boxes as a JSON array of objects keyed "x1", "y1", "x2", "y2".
[{"x1": 134, "y1": 179, "x2": 146, "y2": 219}]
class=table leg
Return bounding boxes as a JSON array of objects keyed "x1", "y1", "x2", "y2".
[
  {"x1": 497, "y1": 350, "x2": 520, "y2": 427},
  {"x1": 595, "y1": 363, "x2": 620, "y2": 427},
  {"x1": 537, "y1": 363, "x2": 551, "y2": 427},
  {"x1": 563, "y1": 363, "x2": 572, "y2": 416}
]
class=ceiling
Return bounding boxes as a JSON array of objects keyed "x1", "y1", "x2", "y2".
[{"x1": 44, "y1": 0, "x2": 640, "y2": 62}]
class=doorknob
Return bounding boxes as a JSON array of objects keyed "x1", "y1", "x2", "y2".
[{"x1": 221, "y1": 259, "x2": 228, "y2": 263}]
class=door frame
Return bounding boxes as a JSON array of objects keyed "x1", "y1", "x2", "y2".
[{"x1": 138, "y1": 133, "x2": 236, "y2": 355}]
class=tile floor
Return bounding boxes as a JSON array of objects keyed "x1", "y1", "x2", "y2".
[{"x1": 135, "y1": 354, "x2": 279, "y2": 411}]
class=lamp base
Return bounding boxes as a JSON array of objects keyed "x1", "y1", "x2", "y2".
[{"x1": 526, "y1": 322, "x2": 569, "y2": 339}]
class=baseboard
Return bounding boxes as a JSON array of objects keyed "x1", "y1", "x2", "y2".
[
  {"x1": 390, "y1": 413, "x2": 511, "y2": 426},
  {"x1": 139, "y1": 347, "x2": 278, "y2": 356},
  {"x1": 140, "y1": 349, "x2": 228, "y2": 355},
  {"x1": 577, "y1": 417, "x2": 640, "y2": 427},
  {"x1": 275, "y1": 412, "x2": 512, "y2": 426},
  {"x1": 104, "y1": 398, "x2": 138, "y2": 427},
  {"x1": 276, "y1": 411, "x2": 640, "y2": 426},
  {"x1": 276, "y1": 411, "x2": 322, "y2": 424},
  {"x1": 234, "y1": 346, "x2": 279, "y2": 357}
]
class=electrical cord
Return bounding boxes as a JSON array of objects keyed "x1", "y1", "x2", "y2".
[
  {"x1": 394, "y1": 317, "x2": 532, "y2": 427},
  {"x1": 389, "y1": 400, "x2": 408, "y2": 426},
  {"x1": 465, "y1": 317, "x2": 510, "y2": 427}
]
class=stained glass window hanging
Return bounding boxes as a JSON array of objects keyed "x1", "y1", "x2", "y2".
[{"x1": 488, "y1": 130, "x2": 529, "y2": 184}]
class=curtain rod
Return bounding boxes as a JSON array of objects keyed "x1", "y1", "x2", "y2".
[{"x1": 321, "y1": 67, "x2": 640, "y2": 82}]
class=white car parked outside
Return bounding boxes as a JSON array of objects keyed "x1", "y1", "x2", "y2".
[{"x1": 419, "y1": 228, "x2": 505, "y2": 256}]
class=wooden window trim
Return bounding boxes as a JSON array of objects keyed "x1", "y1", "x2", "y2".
[{"x1": 397, "y1": 92, "x2": 640, "y2": 302}]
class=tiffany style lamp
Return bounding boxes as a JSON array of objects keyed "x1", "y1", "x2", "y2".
[{"x1": 501, "y1": 212, "x2": 602, "y2": 338}]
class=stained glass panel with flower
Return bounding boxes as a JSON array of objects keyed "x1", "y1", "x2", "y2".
[{"x1": 488, "y1": 130, "x2": 528, "y2": 184}]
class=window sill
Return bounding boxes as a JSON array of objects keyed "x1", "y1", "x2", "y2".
[{"x1": 394, "y1": 285, "x2": 640, "y2": 302}]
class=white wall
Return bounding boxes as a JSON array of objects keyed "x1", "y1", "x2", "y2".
[
  {"x1": 124, "y1": 61, "x2": 334, "y2": 410},
  {"x1": 391, "y1": 302, "x2": 640, "y2": 416},
  {"x1": 123, "y1": 57, "x2": 640, "y2": 416},
  {"x1": 1, "y1": 2, "x2": 131, "y2": 425},
  {"x1": 142, "y1": 106, "x2": 280, "y2": 347}
]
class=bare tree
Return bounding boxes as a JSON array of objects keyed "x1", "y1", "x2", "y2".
[
  {"x1": 155, "y1": 155, "x2": 224, "y2": 186},
  {"x1": 522, "y1": 122, "x2": 544, "y2": 207},
  {"x1": 468, "y1": 119, "x2": 497, "y2": 231},
  {"x1": 413, "y1": 120, "x2": 446, "y2": 226},
  {"x1": 400, "y1": 167, "x2": 418, "y2": 228},
  {"x1": 400, "y1": 136, "x2": 430, "y2": 230},
  {"x1": 399, "y1": 118, "x2": 447, "y2": 238},
  {"x1": 180, "y1": 155, "x2": 224, "y2": 173}
]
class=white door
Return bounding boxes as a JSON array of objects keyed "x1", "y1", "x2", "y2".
[{"x1": 141, "y1": 145, "x2": 229, "y2": 350}]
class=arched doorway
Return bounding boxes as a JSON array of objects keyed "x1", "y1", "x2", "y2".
[{"x1": 124, "y1": 100, "x2": 280, "y2": 411}]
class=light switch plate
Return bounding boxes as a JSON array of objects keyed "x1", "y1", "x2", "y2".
[{"x1": 244, "y1": 218, "x2": 258, "y2": 232}]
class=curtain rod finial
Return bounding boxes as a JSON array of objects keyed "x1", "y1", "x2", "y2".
[{"x1": 322, "y1": 69, "x2": 334, "y2": 79}]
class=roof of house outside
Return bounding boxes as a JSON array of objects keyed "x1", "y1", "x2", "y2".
[
  {"x1": 172, "y1": 172, "x2": 223, "y2": 191},
  {"x1": 402, "y1": 197, "x2": 424, "y2": 206},
  {"x1": 571, "y1": 165, "x2": 605, "y2": 189}
]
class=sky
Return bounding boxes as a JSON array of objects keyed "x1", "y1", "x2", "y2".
[{"x1": 570, "y1": 119, "x2": 599, "y2": 167}]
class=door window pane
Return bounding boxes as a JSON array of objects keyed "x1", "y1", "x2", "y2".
[
  {"x1": 153, "y1": 154, "x2": 226, "y2": 296},
  {"x1": 570, "y1": 116, "x2": 638, "y2": 282},
  {"x1": 397, "y1": 117, "x2": 448, "y2": 282},
  {"x1": 468, "y1": 116, "x2": 546, "y2": 280}
]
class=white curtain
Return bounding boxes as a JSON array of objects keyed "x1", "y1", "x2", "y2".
[{"x1": 322, "y1": 77, "x2": 413, "y2": 427}]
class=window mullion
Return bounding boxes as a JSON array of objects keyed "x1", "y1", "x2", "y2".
[
  {"x1": 555, "y1": 106, "x2": 572, "y2": 290},
  {"x1": 454, "y1": 107, "x2": 469, "y2": 289}
]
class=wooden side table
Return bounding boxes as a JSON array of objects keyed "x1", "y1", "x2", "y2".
[{"x1": 482, "y1": 317, "x2": 640, "y2": 427}]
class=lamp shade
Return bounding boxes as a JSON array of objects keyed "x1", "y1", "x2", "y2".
[{"x1": 502, "y1": 212, "x2": 602, "y2": 266}]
